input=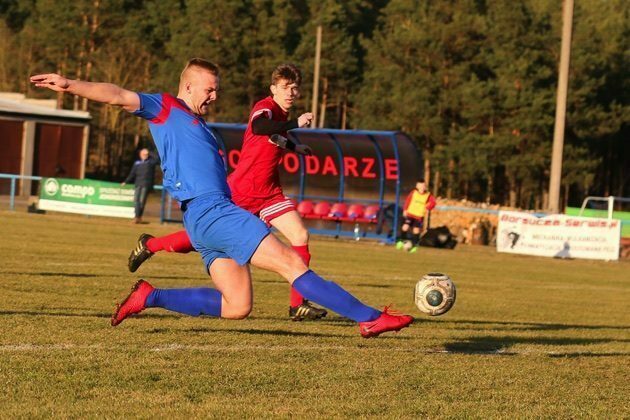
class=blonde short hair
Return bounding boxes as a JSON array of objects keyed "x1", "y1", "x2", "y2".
[{"x1": 180, "y1": 58, "x2": 220, "y2": 79}]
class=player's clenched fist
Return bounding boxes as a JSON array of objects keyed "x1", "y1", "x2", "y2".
[
  {"x1": 30, "y1": 73, "x2": 71, "y2": 92},
  {"x1": 297, "y1": 112, "x2": 313, "y2": 128},
  {"x1": 295, "y1": 144, "x2": 313, "y2": 156}
]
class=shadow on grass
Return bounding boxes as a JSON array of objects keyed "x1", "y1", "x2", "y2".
[
  {"x1": 1, "y1": 271, "x2": 102, "y2": 278},
  {"x1": 1, "y1": 271, "x2": 194, "y2": 281},
  {"x1": 0, "y1": 310, "x2": 357, "y2": 327},
  {"x1": 246, "y1": 315, "x2": 356, "y2": 326},
  {"x1": 355, "y1": 283, "x2": 395, "y2": 289},
  {"x1": 0, "y1": 309, "x2": 111, "y2": 318},
  {"x1": 0, "y1": 310, "x2": 181, "y2": 320},
  {"x1": 430, "y1": 318, "x2": 630, "y2": 331},
  {"x1": 313, "y1": 318, "x2": 357, "y2": 327},
  {"x1": 148, "y1": 326, "x2": 351, "y2": 339},
  {"x1": 443, "y1": 335, "x2": 629, "y2": 355},
  {"x1": 547, "y1": 352, "x2": 630, "y2": 358},
  {"x1": 146, "y1": 325, "x2": 414, "y2": 340}
]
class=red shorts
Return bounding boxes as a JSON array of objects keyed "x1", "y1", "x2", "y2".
[{"x1": 232, "y1": 192, "x2": 296, "y2": 226}]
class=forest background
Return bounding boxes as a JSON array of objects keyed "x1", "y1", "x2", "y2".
[{"x1": 1, "y1": 0, "x2": 627, "y2": 209}]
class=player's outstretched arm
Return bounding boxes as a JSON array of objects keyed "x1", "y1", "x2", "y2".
[
  {"x1": 250, "y1": 112, "x2": 312, "y2": 136},
  {"x1": 30, "y1": 73, "x2": 140, "y2": 112}
]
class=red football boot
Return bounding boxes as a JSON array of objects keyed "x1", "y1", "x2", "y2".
[
  {"x1": 111, "y1": 280, "x2": 154, "y2": 326},
  {"x1": 359, "y1": 306, "x2": 414, "y2": 338}
]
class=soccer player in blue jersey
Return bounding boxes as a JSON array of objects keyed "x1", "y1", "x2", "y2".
[{"x1": 30, "y1": 58, "x2": 413, "y2": 337}]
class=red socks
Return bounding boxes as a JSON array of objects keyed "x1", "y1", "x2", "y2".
[
  {"x1": 146, "y1": 230, "x2": 195, "y2": 253},
  {"x1": 290, "y1": 245, "x2": 311, "y2": 307},
  {"x1": 292, "y1": 245, "x2": 311, "y2": 266}
]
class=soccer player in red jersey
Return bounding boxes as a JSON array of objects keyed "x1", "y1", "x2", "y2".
[{"x1": 128, "y1": 64, "x2": 327, "y2": 321}]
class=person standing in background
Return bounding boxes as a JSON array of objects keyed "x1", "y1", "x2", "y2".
[{"x1": 122, "y1": 148, "x2": 159, "y2": 224}]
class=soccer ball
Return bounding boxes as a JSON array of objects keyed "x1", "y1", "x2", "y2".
[
  {"x1": 414, "y1": 273, "x2": 456, "y2": 316},
  {"x1": 403, "y1": 240, "x2": 414, "y2": 252}
]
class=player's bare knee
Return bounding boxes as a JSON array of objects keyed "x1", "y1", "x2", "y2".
[
  {"x1": 230, "y1": 307, "x2": 251, "y2": 320},
  {"x1": 223, "y1": 303, "x2": 252, "y2": 319},
  {"x1": 402, "y1": 224, "x2": 410, "y2": 232}
]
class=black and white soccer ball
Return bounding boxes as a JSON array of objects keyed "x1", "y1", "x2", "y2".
[{"x1": 414, "y1": 273, "x2": 456, "y2": 316}]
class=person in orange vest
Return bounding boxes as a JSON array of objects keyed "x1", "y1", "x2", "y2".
[{"x1": 396, "y1": 179, "x2": 436, "y2": 253}]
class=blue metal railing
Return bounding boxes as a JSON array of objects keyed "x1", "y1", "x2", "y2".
[{"x1": 0, "y1": 174, "x2": 43, "y2": 210}]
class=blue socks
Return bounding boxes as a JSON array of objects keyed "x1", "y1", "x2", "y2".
[
  {"x1": 146, "y1": 287, "x2": 222, "y2": 317},
  {"x1": 143, "y1": 271, "x2": 379, "y2": 322},
  {"x1": 292, "y1": 270, "x2": 380, "y2": 322}
]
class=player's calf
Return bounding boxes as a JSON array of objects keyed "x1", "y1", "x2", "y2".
[{"x1": 112, "y1": 281, "x2": 226, "y2": 326}]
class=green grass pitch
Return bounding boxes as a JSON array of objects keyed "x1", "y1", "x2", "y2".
[{"x1": 1, "y1": 210, "x2": 629, "y2": 417}]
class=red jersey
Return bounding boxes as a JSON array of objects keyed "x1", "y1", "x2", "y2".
[{"x1": 228, "y1": 96, "x2": 289, "y2": 198}]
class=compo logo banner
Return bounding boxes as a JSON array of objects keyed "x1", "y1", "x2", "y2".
[
  {"x1": 38, "y1": 177, "x2": 135, "y2": 219},
  {"x1": 44, "y1": 178, "x2": 60, "y2": 196},
  {"x1": 44, "y1": 178, "x2": 96, "y2": 199},
  {"x1": 60, "y1": 184, "x2": 96, "y2": 199}
]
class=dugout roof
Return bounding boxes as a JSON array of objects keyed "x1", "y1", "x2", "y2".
[{"x1": 0, "y1": 93, "x2": 91, "y2": 122}]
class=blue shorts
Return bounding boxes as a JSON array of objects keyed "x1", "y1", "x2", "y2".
[{"x1": 182, "y1": 193, "x2": 270, "y2": 270}]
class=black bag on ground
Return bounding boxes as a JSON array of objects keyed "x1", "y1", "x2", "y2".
[{"x1": 419, "y1": 226, "x2": 457, "y2": 249}]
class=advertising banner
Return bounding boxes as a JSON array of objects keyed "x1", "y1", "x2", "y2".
[
  {"x1": 38, "y1": 177, "x2": 135, "y2": 218},
  {"x1": 497, "y1": 211, "x2": 621, "y2": 261}
]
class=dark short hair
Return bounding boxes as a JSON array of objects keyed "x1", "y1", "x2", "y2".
[
  {"x1": 184, "y1": 58, "x2": 220, "y2": 76},
  {"x1": 418, "y1": 179, "x2": 426, "y2": 183},
  {"x1": 271, "y1": 64, "x2": 301, "y2": 86}
]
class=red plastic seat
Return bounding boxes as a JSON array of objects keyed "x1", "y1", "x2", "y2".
[
  {"x1": 297, "y1": 200, "x2": 314, "y2": 218},
  {"x1": 327, "y1": 202, "x2": 348, "y2": 220},
  {"x1": 346, "y1": 204, "x2": 364, "y2": 220},
  {"x1": 357, "y1": 205, "x2": 380, "y2": 223},
  {"x1": 311, "y1": 201, "x2": 331, "y2": 219}
]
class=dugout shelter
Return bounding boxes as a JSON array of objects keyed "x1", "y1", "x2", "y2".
[
  {"x1": 0, "y1": 93, "x2": 91, "y2": 196},
  {"x1": 162, "y1": 124, "x2": 421, "y2": 242}
]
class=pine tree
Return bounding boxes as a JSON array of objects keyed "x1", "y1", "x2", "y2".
[
  {"x1": 354, "y1": 0, "x2": 488, "y2": 195},
  {"x1": 292, "y1": 0, "x2": 371, "y2": 127}
]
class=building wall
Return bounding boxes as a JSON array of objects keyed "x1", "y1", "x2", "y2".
[
  {"x1": 0, "y1": 119, "x2": 23, "y2": 194},
  {"x1": 1, "y1": 116, "x2": 88, "y2": 196},
  {"x1": 30, "y1": 123, "x2": 85, "y2": 194}
]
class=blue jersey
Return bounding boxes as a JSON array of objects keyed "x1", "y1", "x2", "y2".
[{"x1": 133, "y1": 92, "x2": 229, "y2": 202}]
